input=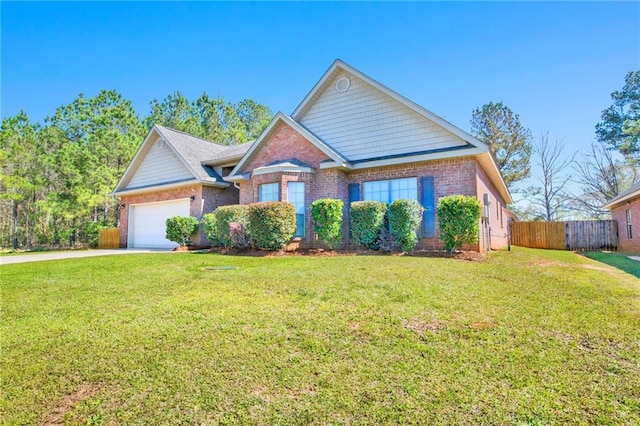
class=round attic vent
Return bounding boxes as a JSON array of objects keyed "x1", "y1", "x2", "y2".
[
  {"x1": 336, "y1": 77, "x2": 351, "y2": 92},
  {"x1": 156, "y1": 139, "x2": 165, "y2": 149}
]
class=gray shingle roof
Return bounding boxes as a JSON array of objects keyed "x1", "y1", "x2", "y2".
[
  {"x1": 203, "y1": 141, "x2": 254, "y2": 164},
  {"x1": 155, "y1": 125, "x2": 227, "y2": 183},
  {"x1": 605, "y1": 180, "x2": 640, "y2": 207}
]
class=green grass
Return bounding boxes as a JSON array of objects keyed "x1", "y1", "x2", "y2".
[
  {"x1": 2, "y1": 248, "x2": 639, "y2": 424},
  {"x1": 0, "y1": 247, "x2": 50, "y2": 256},
  {"x1": 583, "y1": 251, "x2": 640, "y2": 278}
]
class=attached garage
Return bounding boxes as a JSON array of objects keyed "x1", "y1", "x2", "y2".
[
  {"x1": 113, "y1": 125, "x2": 248, "y2": 248},
  {"x1": 128, "y1": 199, "x2": 190, "y2": 248}
]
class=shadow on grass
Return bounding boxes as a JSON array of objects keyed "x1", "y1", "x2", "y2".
[{"x1": 583, "y1": 251, "x2": 640, "y2": 278}]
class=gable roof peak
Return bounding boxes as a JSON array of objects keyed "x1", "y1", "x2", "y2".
[
  {"x1": 152, "y1": 123, "x2": 226, "y2": 147},
  {"x1": 291, "y1": 59, "x2": 488, "y2": 153}
]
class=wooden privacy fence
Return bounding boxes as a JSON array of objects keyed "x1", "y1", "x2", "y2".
[
  {"x1": 511, "y1": 220, "x2": 618, "y2": 251},
  {"x1": 98, "y1": 228, "x2": 120, "y2": 249}
]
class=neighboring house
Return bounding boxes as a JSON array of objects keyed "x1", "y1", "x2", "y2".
[
  {"x1": 114, "y1": 59, "x2": 513, "y2": 251},
  {"x1": 604, "y1": 182, "x2": 640, "y2": 252},
  {"x1": 113, "y1": 124, "x2": 251, "y2": 248}
]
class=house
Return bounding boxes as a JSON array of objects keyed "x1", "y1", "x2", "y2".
[
  {"x1": 604, "y1": 181, "x2": 640, "y2": 252},
  {"x1": 114, "y1": 59, "x2": 513, "y2": 251},
  {"x1": 113, "y1": 125, "x2": 251, "y2": 248}
]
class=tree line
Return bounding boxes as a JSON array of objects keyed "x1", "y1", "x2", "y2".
[
  {"x1": 0, "y1": 91, "x2": 272, "y2": 249},
  {"x1": 470, "y1": 70, "x2": 639, "y2": 221}
]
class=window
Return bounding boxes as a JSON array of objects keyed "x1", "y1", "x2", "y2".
[
  {"x1": 258, "y1": 183, "x2": 279, "y2": 202},
  {"x1": 363, "y1": 177, "x2": 418, "y2": 204},
  {"x1": 627, "y1": 208, "x2": 633, "y2": 239},
  {"x1": 287, "y1": 182, "x2": 305, "y2": 237}
]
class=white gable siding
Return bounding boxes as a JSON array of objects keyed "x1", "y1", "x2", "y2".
[
  {"x1": 298, "y1": 72, "x2": 468, "y2": 162},
  {"x1": 125, "y1": 136, "x2": 193, "y2": 189}
]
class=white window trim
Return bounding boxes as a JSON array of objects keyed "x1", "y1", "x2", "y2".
[
  {"x1": 362, "y1": 177, "x2": 418, "y2": 204},
  {"x1": 258, "y1": 182, "x2": 279, "y2": 202}
]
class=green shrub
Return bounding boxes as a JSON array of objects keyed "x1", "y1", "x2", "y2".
[
  {"x1": 248, "y1": 202, "x2": 296, "y2": 251},
  {"x1": 389, "y1": 199, "x2": 424, "y2": 251},
  {"x1": 206, "y1": 205, "x2": 250, "y2": 248},
  {"x1": 200, "y1": 213, "x2": 219, "y2": 246},
  {"x1": 350, "y1": 201, "x2": 387, "y2": 249},
  {"x1": 437, "y1": 195, "x2": 481, "y2": 253},
  {"x1": 165, "y1": 216, "x2": 199, "y2": 247},
  {"x1": 310, "y1": 198, "x2": 344, "y2": 249},
  {"x1": 84, "y1": 222, "x2": 110, "y2": 248}
]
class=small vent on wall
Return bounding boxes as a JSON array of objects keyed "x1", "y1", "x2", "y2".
[
  {"x1": 336, "y1": 77, "x2": 351, "y2": 92},
  {"x1": 156, "y1": 139, "x2": 165, "y2": 149}
]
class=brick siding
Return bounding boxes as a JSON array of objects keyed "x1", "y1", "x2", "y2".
[
  {"x1": 476, "y1": 165, "x2": 509, "y2": 250},
  {"x1": 235, "y1": 119, "x2": 512, "y2": 252},
  {"x1": 118, "y1": 183, "x2": 238, "y2": 247},
  {"x1": 610, "y1": 197, "x2": 640, "y2": 252}
]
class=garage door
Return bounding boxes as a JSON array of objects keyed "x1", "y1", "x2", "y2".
[{"x1": 128, "y1": 199, "x2": 190, "y2": 248}]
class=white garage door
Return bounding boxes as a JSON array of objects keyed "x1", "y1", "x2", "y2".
[{"x1": 128, "y1": 199, "x2": 190, "y2": 248}]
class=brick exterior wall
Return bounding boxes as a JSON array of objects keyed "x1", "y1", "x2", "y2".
[
  {"x1": 118, "y1": 183, "x2": 239, "y2": 247},
  {"x1": 610, "y1": 196, "x2": 640, "y2": 252},
  {"x1": 341, "y1": 158, "x2": 479, "y2": 251},
  {"x1": 476, "y1": 165, "x2": 509, "y2": 250},
  {"x1": 235, "y1": 119, "x2": 512, "y2": 252}
]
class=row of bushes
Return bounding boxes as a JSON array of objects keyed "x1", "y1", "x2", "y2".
[
  {"x1": 314, "y1": 196, "x2": 480, "y2": 253},
  {"x1": 167, "y1": 202, "x2": 297, "y2": 251},
  {"x1": 166, "y1": 195, "x2": 481, "y2": 252},
  {"x1": 199, "y1": 202, "x2": 296, "y2": 250}
]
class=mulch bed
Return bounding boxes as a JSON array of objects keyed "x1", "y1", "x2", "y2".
[{"x1": 195, "y1": 246, "x2": 485, "y2": 261}]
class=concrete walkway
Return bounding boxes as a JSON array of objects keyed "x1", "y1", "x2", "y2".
[
  {"x1": 0, "y1": 249, "x2": 171, "y2": 265},
  {"x1": 628, "y1": 256, "x2": 640, "y2": 262}
]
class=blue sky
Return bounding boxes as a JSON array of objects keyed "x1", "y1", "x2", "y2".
[{"x1": 2, "y1": 1, "x2": 639, "y2": 196}]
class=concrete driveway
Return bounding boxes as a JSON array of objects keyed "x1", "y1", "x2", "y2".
[{"x1": 0, "y1": 249, "x2": 172, "y2": 265}]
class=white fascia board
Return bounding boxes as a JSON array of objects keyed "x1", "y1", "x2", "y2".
[
  {"x1": 319, "y1": 161, "x2": 351, "y2": 170},
  {"x1": 202, "y1": 153, "x2": 246, "y2": 166},
  {"x1": 229, "y1": 113, "x2": 285, "y2": 178},
  {"x1": 603, "y1": 191, "x2": 640, "y2": 210},
  {"x1": 292, "y1": 60, "x2": 488, "y2": 151},
  {"x1": 476, "y1": 152, "x2": 513, "y2": 204},
  {"x1": 229, "y1": 112, "x2": 346, "y2": 178},
  {"x1": 154, "y1": 125, "x2": 208, "y2": 183},
  {"x1": 113, "y1": 126, "x2": 161, "y2": 193},
  {"x1": 113, "y1": 179, "x2": 200, "y2": 197},
  {"x1": 285, "y1": 115, "x2": 348, "y2": 163},
  {"x1": 224, "y1": 173, "x2": 250, "y2": 182},
  {"x1": 253, "y1": 165, "x2": 315, "y2": 176},
  {"x1": 291, "y1": 59, "x2": 342, "y2": 118},
  {"x1": 320, "y1": 147, "x2": 484, "y2": 171}
]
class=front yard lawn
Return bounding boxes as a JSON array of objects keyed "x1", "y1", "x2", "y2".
[{"x1": 2, "y1": 248, "x2": 639, "y2": 424}]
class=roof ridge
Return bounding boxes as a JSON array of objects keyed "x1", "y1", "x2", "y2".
[{"x1": 154, "y1": 124, "x2": 227, "y2": 147}]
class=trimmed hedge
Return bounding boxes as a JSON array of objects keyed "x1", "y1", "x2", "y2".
[
  {"x1": 437, "y1": 195, "x2": 481, "y2": 253},
  {"x1": 165, "y1": 216, "x2": 199, "y2": 247},
  {"x1": 350, "y1": 201, "x2": 387, "y2": 249},
  {"x1": 204, "y1": 205, "x2": 250, "y2": 248},
  {"x1": 200, "y1": 213, "x2": 219, "y2": 246},
  {"x1": 248, "y1": 202, "x2": 296, "y2": 250},
  {"x1": 389, "y1": 199, "x2": 423, "y2": 251},
  {"x1": 310, "y1": 198, "x2": 344, "y2": 249}
]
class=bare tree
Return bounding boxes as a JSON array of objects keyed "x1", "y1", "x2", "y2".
[
  {"x1": 527, "y1": 133, "x2": 575, "y2": 221},
  {"x1": 569, "y1": 143, "x2": 638, "y2": 219}
]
